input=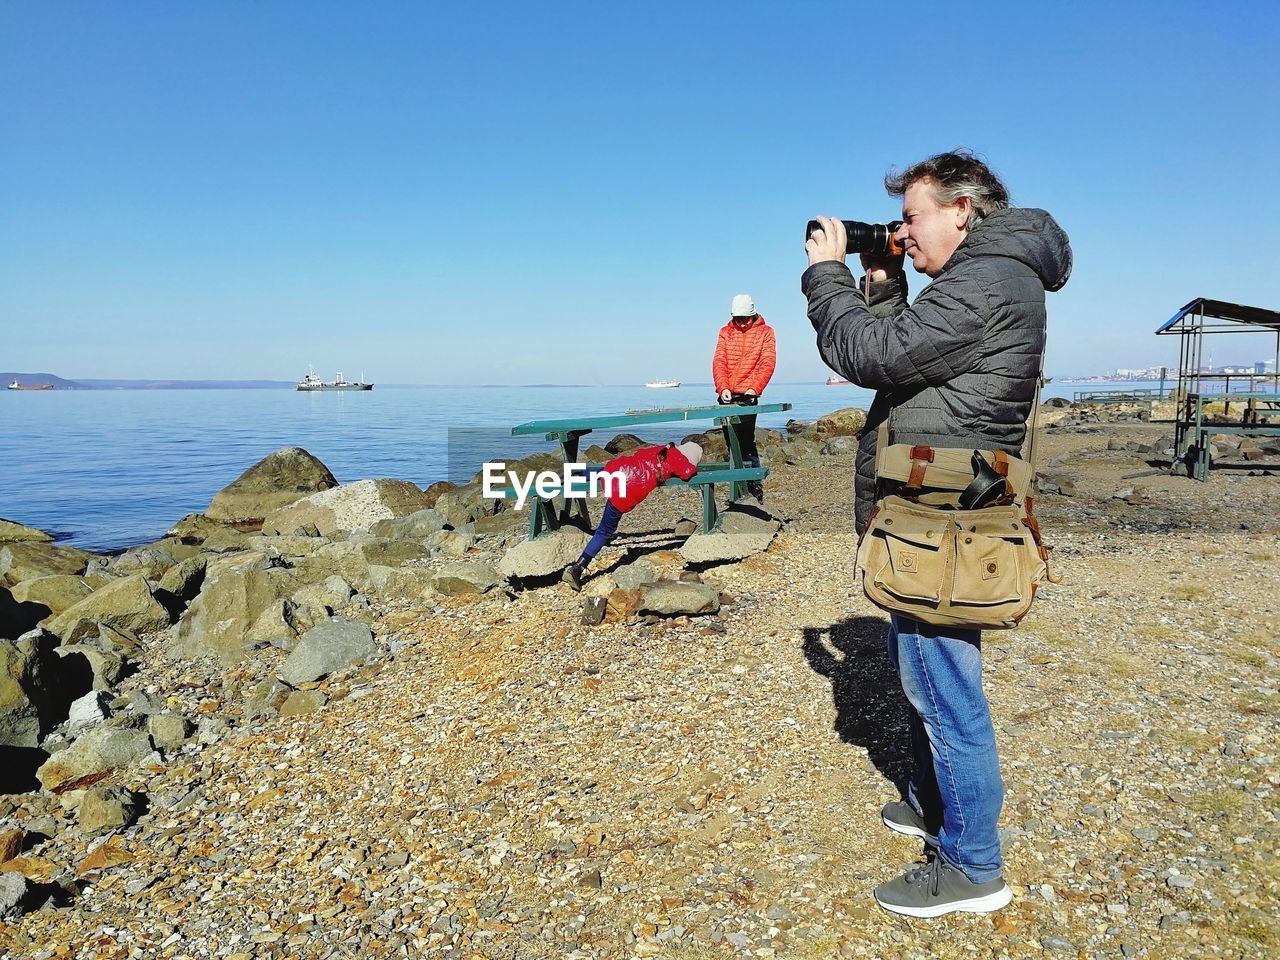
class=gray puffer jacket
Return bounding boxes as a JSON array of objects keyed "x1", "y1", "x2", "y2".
[{"x1": 801, "y1": 207, "x2": 1072, "y2": 533}]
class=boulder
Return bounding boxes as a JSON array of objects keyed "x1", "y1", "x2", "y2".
[
  {"x1": 244, "y1": 678, "x2": 293, "y2": 720},
  {"x1": 9, "y1": 576, "x2": 93, "y2": 620},
  {"x1": 280, "y1": 690, "x2": 327, "y2": 717},
  {"x1": 785, "y1": 419, "x2": 816, "y2": 437},
  {"x1": 262, "y1": 479, "x2": 432, "y2": 538},
  {"x1": 612, "y1": 558, "x2": 659, "y2": 591},
  {"x1": 365, "y1": 566, "x2": 437, "y2": 600},
  {"x1": 672, "y1": 518, "x2": 698, "y2": 538},
  {"x1": 165, "y1": 513, "x2": 235, "y2": 545},
  {"x1": 147, "y1": 713, "x2": 193, "y2": 752},
  {"x1": 1043, "y1": 397, "x2": 1072, "y2": 408},
  {"x1": 76, "y1": 784, "x2": 144, "y2": 837},
  {"x1": 498, "y1": 527, "x2": 590, "y2": 581},
  {"x1": 66, "y1": 691, "x2": 113, "y2": 736},
  {"x1": 430, "y1": 562, "x2": 502, "y2": 596},
  {"x1": 156, "y1": 556, "x2": 208, "y2": 604},
  {"x1": 682, "y1": 431, "x2": 728, "y2": 461},
  {"x1": 171, "y1": 552, "x2": 301, "y2": 663},
  {"x1": 0, "y1": 629, "x2": 62, "y2": 747},
  {"x1": 0, "y1": 872, "x2": 32, "y2": 920},
  {"x1": 111, "y1": 540, "x2": 197, "y2": 580},
  {"x1": 474, "y1": 511, "x2": 523, "y2": 538},
  {"x1": 0, "y1": 520, "x2": 54, "y2": 544},
  {"x1": 36, "y1": 725, "x2": 154, "y2": 793},
  {"x1": 0, "y1": 542, "x2": 95, "y2": 588},
  {"x1": 820, "y1": 436, "x2": 861, "y2": 456},
  {"x1": 581, "y1": 444, "x2": 611, "y2": 464},
  {"x1": 679, "y1": 507, "x2": 780, "y2": 564},
  {"x1": 604, "y1": 433, "x2": 645, "y2": 454},
  {"x1": 605, "y1": 588, "x2": 643, "y2": 623},
  {"x1": 638, "y1": 581, "x2": 721, "y2": 617},
  {"x1": 814, "y1": 407, "x2": 868, "y2": 438},
  {"x1": 290, "y1": 577, "x2": 357, "y2": 633},
  {"x1": 56, "y1": 643, "x2": 127, "y2": 691},
  {"x1": 1, "y1": 584, "x2": 50, "y2": 640},
  {"x1": 421, "y1": 480, "x2": 456, "y2": 509},
  {"x1": 243, "y1": 599, "x2": 299, "y2": 651},
  {"x1": 45, "y1": 575, "x2": 170, "y2": 642},
  {"x1": 280, "y1": 617, "x2": 376, "y2": 686},
  {"x1": 427, "y1": 529, "x2": 474, "y2": 558},
  {"x1": 197, "y1": 526, "x2": 253, "y2": 553},
  {"x1": 370, "y1": 509, "x2": 446, "y2": 541},
  {"x1": 206, "y1": 447, "x2": 338, "y2": 525},
  {"x1": 580, "y1": 597, "x2": 607, "y2": 626}
]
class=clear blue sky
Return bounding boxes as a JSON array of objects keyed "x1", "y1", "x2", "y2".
[{"x1": 3, "y1": 1, "x2": 1278, "y2": 384}]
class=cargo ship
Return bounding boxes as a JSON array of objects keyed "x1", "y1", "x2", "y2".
[
  {"x1": 296, "y1": 368, "x2": 373, "y2": 392},
  {"x1": 645, "y1": 379, "x2": 680, "y2": 389},
  {"x1": 7, "y1": 380, "x2": 54, "y2": 391}
]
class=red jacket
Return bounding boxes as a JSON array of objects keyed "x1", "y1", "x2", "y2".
[
  {"x1": 603, "y1": 444, "x2": 698, "y2": 513},
  {"x1": 713, "y1": 314, "x2": 776, "y2": 396}
]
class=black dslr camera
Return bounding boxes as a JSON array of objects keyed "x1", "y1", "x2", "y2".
[{"x1": 805, "y1": 219, "x2": 905, "y2": 256}]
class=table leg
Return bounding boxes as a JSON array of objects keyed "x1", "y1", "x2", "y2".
[
  {"x1": 702, "y1": 484, "x2": 718, "y2": 533},
  {"x1": 558, "y1": 431, "x2": 592, "y2": 529},
  {"x1": 721, "y1": 416, "x2": 745, "y2": 502}
]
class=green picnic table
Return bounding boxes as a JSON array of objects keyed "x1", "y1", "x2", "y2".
[
  {"x1": 503, "y1": 402, "x2": 792, "y2": 538},
  {"x1": 1176, "y1": 392, "x2": 1280, "y2": 480}
]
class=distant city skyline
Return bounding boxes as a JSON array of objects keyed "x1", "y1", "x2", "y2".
[{"x1": 3, "y1": 3, "x2": 1278, "y2": 383}]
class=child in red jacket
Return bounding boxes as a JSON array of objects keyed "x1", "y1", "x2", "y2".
[
  {"x1": 713, "y1": 294, "x2": 775, "y2": 502},
  {"x1": 563, "y1": 441, "x2": 702, "y2": 590}
]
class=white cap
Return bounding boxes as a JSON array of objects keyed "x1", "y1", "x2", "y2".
[
  {"x1": 730, "y1": 294, "x2": 756, "y2": 317},
  {"x1": 675, "y1": 441, "x2": 703, "y2": 467}
]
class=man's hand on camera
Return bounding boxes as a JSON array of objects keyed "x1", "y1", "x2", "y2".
[
  {"x1": 805, "y1": 216, "x2": 846, "y2": 266},
  {"x1": 860, "y1": 250, "x2": 905, "y2": 283},
  {"x1": 743, "y1": 389, "x2": 757, "y2": 397}
]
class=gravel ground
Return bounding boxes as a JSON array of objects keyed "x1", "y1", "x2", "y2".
[{"x1": 2, "y1": 417, "x2": 1277, "y2": 959}]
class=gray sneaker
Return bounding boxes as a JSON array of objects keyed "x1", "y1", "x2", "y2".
[
  {"x1": 881, "y1": 800, "x2": 939, "y2": 846},
  {"x1": 873, "y1": 856, "x2": 1012, "y2": 918}
]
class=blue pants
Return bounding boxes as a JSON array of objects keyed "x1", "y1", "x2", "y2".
[
  {"x1": 582, "y1": 502, "x2": 623, "y2": 561},
  {"x1": 887, "y1": 614, "x2": 1005, "y2": 882}
]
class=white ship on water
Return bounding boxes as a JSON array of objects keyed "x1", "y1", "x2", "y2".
[
  {"x1": 296, "y1": 367, "x2": 373, "y2": 392},
  {"x1": 645, "y1": 379, "x2": 680, "y2": 389}
]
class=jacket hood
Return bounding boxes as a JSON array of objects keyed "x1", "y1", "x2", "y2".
[
  {"x1": 951, "y1": 208, "x2": 1072, "y2": 292},
  {"x1": 722, "y1": 313, "x2": 769, "y2": 332}
]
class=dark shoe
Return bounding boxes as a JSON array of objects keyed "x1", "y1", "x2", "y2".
[
  {"x1": 562, "y1": 561, "x2": 587, "y2": 591},
  {"x1": 873, "y1": 856, "x2": 1012, "y2": 918},
  {"x1": 747, "y1": 480, "x2": 765, "y2": 503},
  {"x1": 882, "y1": 800, "x2": 939, "y2": 846}
]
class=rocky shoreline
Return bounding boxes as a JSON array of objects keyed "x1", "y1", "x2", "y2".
[{"x1": 1, "y1": 403, "x2": 1277, "y2": 958}]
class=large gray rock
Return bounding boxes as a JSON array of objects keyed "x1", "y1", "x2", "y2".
[
  {"x1": 814, "y1": 406, "x2": 868, "y2": 437},
  {"x1": 244, "y1": 678, "x2": 292, "y2": 720},
  {"x1": 0, "y1": 519, "x2": 55, "y2": 544},
  {"x1": 290, "y1": 576, "x2": 357, "y2": 633},
  {"x1": 66, "y1": 690, "x2": 113, "y2": 736},
  {"x1": 679, "y1": 508, "x2": 780, "y2": 564},
  {"x1": 207, "y1": 447, "x2": 338, "y2": 526},
  {"x1": 147, "y1": 712, "x2": 194, "y2": 752},
  {"x1": 638, "y1": 581, "x2": 721, "y2": 616},
  {"x1": 56, "y1": 643, "x2": 127, "y2": 691},
  {"x1": 156, "y1": 555, "x2": 208, "y2": 603},
  {"x1": 498, "y1": 527, "x2": 590, "y2": 580},
  {"x1": 604, "y1": 433, "x2": 644, "y2": 454},
  {"x1": 280, "y1": 617, "x2": 376, "y2": 685},
  {"x1": 171, "y1": 552, "x2": 301, "y2": 663},
  {"x1": 821, "y1": 436, "x2": 861, "y2": 456},
  {"x1": 612, "y1": 559, "x2": 659, "y2": 591},
  {"x1": 0, "y1": 542, "x2": 95, "y2": 588},
  {"x1": 0, "y1": 872, "x2": 32, "y2": 920},
  {"x1": 370, "y1": 509, "x2": 446, "y2": 540},
  {"x1": 8, "y1": 575, "x2": 93, "y2": 619},
  {"x1": 0, "y1": 629, "x2": 61, "y2": 747},
  {"x1": 261, "y1": 479, "x2": 431, "y2": 537},
  {"x1": 430, "y1": 562, "x2": 502, "y2": 596},
  {"x1": 165, "y1": 513, "x2": 236, "y2": 545},
  {"x1": 36, "y1": 725, "x2": 154, "y2": 793},
  {"x1": 77, "y1": 784, "x2": 144, "y2": 837},
  {"x1": 111, "y1": 539, "x2": 197, "y2": 580},
  {"x1": 365, "y1": 565, "x2": 437, "y2": 600},
  {"x1": 45, "y1": 575, "x2": 170, "y2": 642}
]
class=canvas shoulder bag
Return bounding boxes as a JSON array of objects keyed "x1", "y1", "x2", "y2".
[{"x1": 855, "y1": 376, "x2": 1056, "y2": 630}]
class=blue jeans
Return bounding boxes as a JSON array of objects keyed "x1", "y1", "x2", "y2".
[
  {"x1": 582, "y1": 502, "x2": 623, "y2": 561},
  {"x1": 887, "y1": 614, "x2": 1004, "y2": 882}
]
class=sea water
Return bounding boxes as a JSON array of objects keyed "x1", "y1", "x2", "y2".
[{"x1": 0, "y1": 380, "x2": 1155, "y2": 551}]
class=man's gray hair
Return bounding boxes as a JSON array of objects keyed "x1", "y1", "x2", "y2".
[{"x1": 884, "y1": 150, "x2": 1010, "y2": 228}]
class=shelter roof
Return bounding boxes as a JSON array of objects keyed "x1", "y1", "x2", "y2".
[{"x1": 1156, "y1": 298, "x2": 1280, "y2": 334}]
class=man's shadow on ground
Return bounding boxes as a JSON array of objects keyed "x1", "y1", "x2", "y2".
[{"x1": 801, "y1": 616, "x2": 913, "y2": 796}]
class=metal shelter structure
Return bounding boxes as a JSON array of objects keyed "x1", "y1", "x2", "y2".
[{"x1": 1155, "y1": 297, "x2": 1280, "y2": 477}]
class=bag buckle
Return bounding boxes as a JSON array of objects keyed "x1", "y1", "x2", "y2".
[{"x1": 906, "y1": 445, "x2": 934, "y2": 489}]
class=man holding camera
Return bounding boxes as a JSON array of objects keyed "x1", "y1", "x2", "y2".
[{"x1": 801, "y1": 151, "x2": 1071, "y2": 917}]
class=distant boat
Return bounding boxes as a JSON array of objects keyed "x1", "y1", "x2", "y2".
[
  {"x1": 826, "y1": 375, "x2": 852, "y2": 385},
  {"x1": 7, "y1": 380, "x2": 54, "y2": 391},
  {"x1": 296, "y1": 368, "x2": 373, "y2": 392},
  {"x1": 645, "y1": 379, "x2": 680, "y2": 389}
]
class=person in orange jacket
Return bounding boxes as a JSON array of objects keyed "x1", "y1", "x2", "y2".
[{"x1": 712, "y1": 294, "x2": 776, "y2": 502}]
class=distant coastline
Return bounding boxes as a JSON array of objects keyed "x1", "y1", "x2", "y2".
[{"x1": 2, "y1": 372, "x2": 295, "y2": 390}]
